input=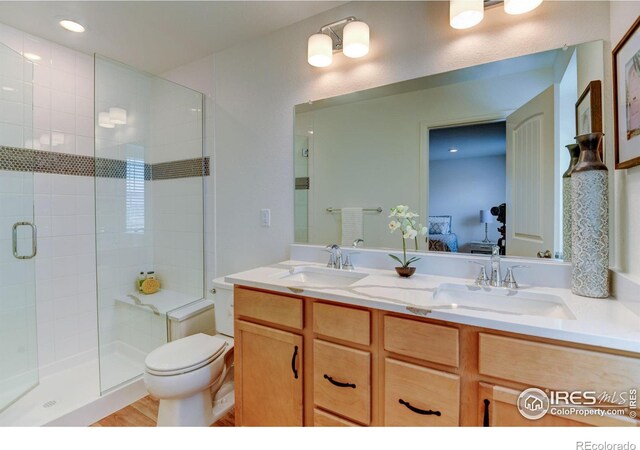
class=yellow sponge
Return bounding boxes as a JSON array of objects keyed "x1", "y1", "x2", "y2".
[{"x1": 141, "y1": 278, "x2": 160, "y2": 295}]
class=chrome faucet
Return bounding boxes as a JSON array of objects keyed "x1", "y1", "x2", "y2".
[
  {"x1": 490, "y1": 245, "x2": 502, "y2": 287},
  {"x1": 325, "y1": 244, "x2": 343, "y2": 269},
  {"x1": 470, "y1": 247, "x2": 528, "y2": 289}
]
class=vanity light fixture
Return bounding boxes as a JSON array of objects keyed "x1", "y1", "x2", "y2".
[
  {"x1": 450, "y1": 0, "x2": 543, "y2": 29},
  {"x1": 449, "y1": 147, "x2": 459, "y2": 153},
  {"x1": 342, "y1": 20, "x2": 370, "y2": 58},
  {"x1": 98, "y1": 112, "x2": 115, "y2": 129},
  {"x1": 59, "y1": 19, "x2": 85, "y2": 33},
  {"x1": 504, "y1": 0, "x2": 543, "y2": 15},
  {"x1": 109, "y1": 107, "x2": 127, "y2": 125},
  {"x1": 308, "y1": 17, "x2": 369, "y2": 67},
  {"x1": 450, "y1": 0, "x2": 484, "y2": 30},
  {"x1": 2, "y1": 86, "x2": 15, "y2": 92}
]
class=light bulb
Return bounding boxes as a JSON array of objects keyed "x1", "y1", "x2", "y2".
[
  {"x1": 308, "y1": 33, "x2": 333, "y2": 67},
  {"x1": 450, "y1": 0, "x2": 484, "y2": 29},
  {"x1": 343, "y1": 21, "x2": 369, "y2": 58}
]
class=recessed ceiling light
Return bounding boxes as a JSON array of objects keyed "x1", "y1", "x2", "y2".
[
  {"x1": 449, "y1": 148, "x2": 459, "y2": 153},
  {"x1": 59, "y1": 20, "x2": 85, "y2": 33},
  {"x1": 23, "y1": 52, "x2": 41, "y2": 61}
]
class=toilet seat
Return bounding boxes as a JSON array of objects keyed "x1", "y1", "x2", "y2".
[{"x1": 145, "y1": 333, "x2": 228, "y2": 376}]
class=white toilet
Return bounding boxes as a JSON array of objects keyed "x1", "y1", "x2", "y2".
[{"x1": 143, "y1": 278, "x2": 235, "y2": 427}]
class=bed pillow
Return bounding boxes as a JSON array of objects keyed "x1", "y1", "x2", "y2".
[{"x1": 428, "y1": 216, "x2": 451, "y2": 235}]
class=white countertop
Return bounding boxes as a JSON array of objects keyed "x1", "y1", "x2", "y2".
[{"x1": 225, "y1": 260, "x2": 640, "y2": 354}]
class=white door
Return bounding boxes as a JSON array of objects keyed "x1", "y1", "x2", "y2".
[{"x1": 505, "y1": 86, "x2": 555, "y2": 258}]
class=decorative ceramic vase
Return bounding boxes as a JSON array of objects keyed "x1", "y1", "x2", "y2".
[
  {"x1": 562, "y1": 144, "x2": 580, "y2": 261},
  {"x1": 395, "y1": 267, "x2": 416, "y2": 278},
  {"x1": 571, "y1": 132, "x2": 609, "y2": 298}
]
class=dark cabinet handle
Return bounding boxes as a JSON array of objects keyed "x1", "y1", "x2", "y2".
[
  {"x1": 398, "y1": 399, "x2": 441, "y2": 416},
  {"x1": 324, "y1": 374, "x2": 356, "y2": 389},
  {"x1": 291, "y1": 346, "x2": 298, "y2": 379},
  {"x1": 483, "y1": 399, "x2": 490, "y2": 427}
]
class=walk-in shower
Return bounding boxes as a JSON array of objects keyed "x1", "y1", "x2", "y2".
[{"x1": 0, "y1": 35, "x2": 206, "y2": 425}]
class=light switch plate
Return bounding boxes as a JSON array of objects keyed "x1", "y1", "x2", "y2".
[{"x1": 260, "y1": 209, "x2": 271, "y2": 227}]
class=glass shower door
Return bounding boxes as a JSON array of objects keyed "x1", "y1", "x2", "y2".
[{"x1": 0, "y1": 43, "x2": 38, "y2": 412}]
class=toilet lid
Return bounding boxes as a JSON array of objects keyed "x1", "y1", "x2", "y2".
[{"x1": 145, "y1": 333, "x2": 227, "y2": 374}]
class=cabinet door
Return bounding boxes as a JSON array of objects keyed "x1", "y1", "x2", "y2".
[
  {"x1": 479, "y1": 383, "x2": 639, "y2": 427},
  {"x1": 236, "y1": 320, "x2": 303, "y2": 426}
]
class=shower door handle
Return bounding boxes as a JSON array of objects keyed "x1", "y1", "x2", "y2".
[{"x1": 12, "y1": 222, "x2": 37, "y2": 259}]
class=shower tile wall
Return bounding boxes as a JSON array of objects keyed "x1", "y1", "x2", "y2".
[{"x1": 0, "y1": 23, "x2": 98, "y2": 371}]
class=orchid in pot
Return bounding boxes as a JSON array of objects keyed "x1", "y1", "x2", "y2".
[{"x1": 388, "y1": 205, "x2": 427, "y2": 278}]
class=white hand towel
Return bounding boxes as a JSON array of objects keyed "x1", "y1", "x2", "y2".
[{"x1": 341, "y1": 207, "x2": 363, "y2": 247}]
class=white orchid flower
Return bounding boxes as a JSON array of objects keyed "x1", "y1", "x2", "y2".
[
  {"x1": 389, "y1": 220, "x2": 401, "y2": 232},
  {"x1": 420, "y1": 226, "x2": 428, "y2": 235},
  {"x1": 405, "y1": 212, "x2": 419, "y2": 219},
  {"x1": 403, "y1": 227, "x2": 417, "y2": 240}
]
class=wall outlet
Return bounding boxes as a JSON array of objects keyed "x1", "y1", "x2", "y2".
[{"x1": 260, "y1": 209, "x2": 271, "y2": 227}]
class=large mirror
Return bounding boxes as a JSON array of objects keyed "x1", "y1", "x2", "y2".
[{"x1": 294, "y1": 40, "x2": 604, "y2": 260}]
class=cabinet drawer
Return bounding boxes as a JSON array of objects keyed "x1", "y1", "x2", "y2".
[
  {"x1": 313, "y1": 302, "x2": 370, "y2": 346},
  {"x1": 479, "y1": 334, "x2": 640, "y2": 394},
  {"x1": 313, "y1": 408, "x2": 361, "y2": 427},
  {"x1": 384, "y1": 316, "x2": 459, "y2": 367},
  {"x1": 384, "y1": 358, "x2": 460, "y2": 426},
  {"x1": 313, "y1": 339, "x2": 371, "y2": 425},
  {"x1": 234, "y1": 287, "x2": 303, "y2": 329}
]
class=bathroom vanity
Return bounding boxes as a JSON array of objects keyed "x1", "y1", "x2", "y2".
[{"x1": 228, "y1": 262, "x2": 640, "y2": 427}]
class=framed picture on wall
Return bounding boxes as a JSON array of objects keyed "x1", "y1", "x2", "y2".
[
  {"x1": 575, "y1": 80, "x2": 602, "y2": 136},
  {"x1": 614, "y1": 16, "x2": 640, "y2": 170}
]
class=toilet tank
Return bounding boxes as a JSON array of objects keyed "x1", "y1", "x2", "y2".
[
  {"x1": 212, "y1": 277, "x2": 234, "y2": 337},
  {"x1": 167, "y1": 299, "x2": 216, "y2": 341}
]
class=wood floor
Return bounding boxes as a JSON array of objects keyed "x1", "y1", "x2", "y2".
[{"x1": 91, "y1": 395, "x2": 235, "y2": 427}]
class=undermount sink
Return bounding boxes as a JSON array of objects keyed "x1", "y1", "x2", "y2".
[
  {"x1": 433, "y1": 283, "x2": 575, "y2": 320},
  {"x1": 273, "y1": 266, "x2": 368, "y2": 288}
]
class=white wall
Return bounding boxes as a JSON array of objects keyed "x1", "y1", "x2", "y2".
[
  {"x1": 610, "y1": 1, "x2": 640, "y2": 280},
  {"x1": 430, "y1": 155, "x2": 506, "y2": 251},
  {"x1": 202, "y1": 1, "x2": 611, "y2": 276}
]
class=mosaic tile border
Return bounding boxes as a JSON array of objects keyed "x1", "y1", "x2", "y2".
[
  {"x1": 0, "y1": 146, "x2": 209, "y2": 180},
  {"x1": 153, "y1": 157, "x2": 210, "y2": 180}
]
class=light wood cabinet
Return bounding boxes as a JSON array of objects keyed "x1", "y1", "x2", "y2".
[
  {"x1": 313, "y1": 339, "x2": 371, "y2": 425},
  {"x1": 479, "y1": 383, "x2": 638, "y2": 427},
  {"x1": 384, "y1": 315, "x2": 459, "y2": 367},
  {"x1": 479, "y1": 333, "x2": 640, "y2": 394},
  {"x1": 384, "y1": 358, "x2": 460, "y2": 426},
  {"x1": 314, "y1": 408, "x2": 361, "y2": 426},
  {"x1": 234, "y1": 286, "x2": 640, "y2": 427},
  {"x1": 313, "y1": 302, "x2": 370, "y2": 346},
  {"x1": 235, "y1": 320, "x2": 303, "y2": 426}
]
